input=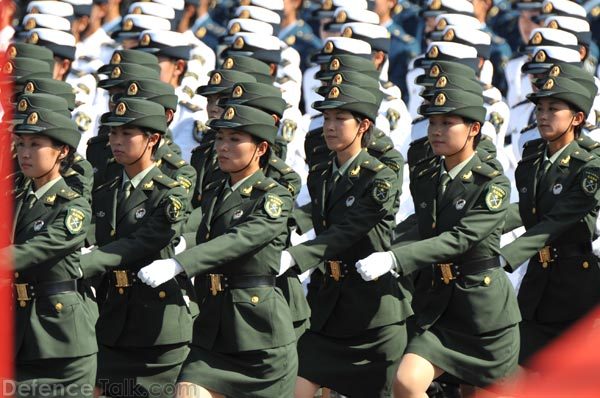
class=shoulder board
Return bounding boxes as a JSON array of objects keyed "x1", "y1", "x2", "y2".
[
  {"x1": 367, "y1": 135, "x2": 394, "y2": 154},
  {"x1": 153, "y1": 173, "x2": 180, "y2": 188},
  {"x1": 179, "y1": 101, "x2": 201, "y2": 112},
  {"x1": 105, "y1": 41, "x2": 119, "y2": 49},
  {"x1": 360, "y1": 157, "x2": 386, "y2": 173},
  {"x1": 254, "y1": 177, "x2": 279, "y2": 191},
  {"x1": 523, "y1": 137, "x2": 544, "y2": 149},
  {"x1": 492, "y1": 35, "x2": 506, "y2": 45},
  {"x1": 411, "y1": 116, "x2": 426, "y2": 125},
  {"x1": 63, "y1": 168, "x2": 79, "y2": 177},
  {"x1": 472, "y1": 162, "x2": 501, "y2": 179},
  {"x1": 74, "y1": 153, "x2": 84, "y2": 163},
  {"x1": 56, "y1": 186, "x2": 80, "y2": 200},
  {"x1": 381, "y1": 80, "x2": 394, "y2": 89},
  {"x1": 160, "y1": 151, "x2": 187, "y2": 169},
  {"x1": 204, "y1": 179, "x2": 222, "y2": 192},
  {"x1": 577, "y1": 135, "x2": 600, "y2": 152},
  {"x1": 484, "y1": 96, "x2": 499, "y2": 105},
  {"x1": 416, "y1": 159, "x2": 438, "y2": 179},
  {"x1": 93, "y1": 176, "x2": 120, "y2": 193},
  {"x1": 310, "y1": 160, "x2": 331, "y2": 173},
  {"x1": 520, "y1": 122, "x2": 537, "y2": 134},
  {"x1": 511, "y1": 99, "x2": 529, "y2": 109},
  {"x1": 268, "y1": 156, "x2": 294, "y2": 175},
  {"x1": 571, "y1": 147, "x2": 596, "y2": 163}
]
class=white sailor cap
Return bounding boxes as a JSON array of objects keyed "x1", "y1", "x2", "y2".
[
  {"x1": 539, "y1": 0, "x2": 587, "y2": 20},
  {"x1": 544, "y1": 16, "x2": 591, "y2": 45},
  {"x1": 20, "y1": 14, "x2": 71, "y2": 34},
  {"x1": 61, "y1": 0, "x2": 93, "y2": 16},
  {"x1": 315, "y1": 0, "x2": 367, "y2": 19},
  {"x1": 420, "y1": 0, "x2": 474, "y2": 17},
  {"x1": 236, "y1": 0, "x2": 284, "y2": 11},
  {"x1": 114, "y1": 14, "x2": 171, "y2": 39},
  {"x1": 222, "y1": 18, "x2": 274, "y2": 45},
  {"x1": 325, "y1": 7, "x2": 379, "y2": 31},
  {"x1": 26, "y1": 28, "x2": 76, "y2": 60},
  {"x1": 152, "y1": 0, "x2": 184, "y2": 11},
  {"x1": 520, "y1": 27, "x2": 579, "y2": 54},
  {"x1": 235, "y1": 6, "x2": 281, "y2": 25},
  {"x1": 224, "y1": 32, "x2": 283, "y2": 64},
  {"x1": 128, "y1": 2, "x2": 175, "y2": 20},
  {"x1": 135, "y1": 30, "x2": 192, "y2": 60},
  {"x1": 521, "y1": 45, "x2": 581, "y2": 74},
  {"x1": 340, "y1": 23, "x2": 390, "y2": 53},
  {"x1": 414, "y1": 41, "x2": 478, "y2": 69},
  {"x1": 440, "y1": 26, "x2": 491, "y2": 59},
  {"x1": 430, "y1": 13, "x2": 480, "y2": 39},
  {"x1": 310, "y1": 36, "x2": 372, "y2": 64},
  {"x1": 27, "y1": 1, "x2": 74, "y2": 18},
  {"x1": 281, "y1": 45, "x2": 301, "y2": 68}
]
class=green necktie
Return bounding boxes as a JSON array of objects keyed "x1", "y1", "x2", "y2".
[{"x1": 438, "y1": 173, "x2": 451, "y2": 202}]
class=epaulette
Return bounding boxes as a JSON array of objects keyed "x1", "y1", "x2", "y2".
[
  {"x1": 153, "y1": 173, "x2": 180, "y2": 188},
  {"x1": 310, "y1": 160, "x2": 331, "y2": 174},
  {"x1": 203, "y1": 180, "x2": 221, "y2": 193},
  {"x1": 367, "y1": 135, "x2": 394, "y2": 154},
  {"x1": 268, "y1": 156, "x2": 294, "y2": 175},
  {"x1": 520, "y1": 122, "x2": 537, "y2": 134},
  {"x1": 74, "y1": 153, "x2": 84, "y2": 163},
  {"x1": 360, "y1": 157, "x2": 387, "y2": 172},
  {"x1": 472, "y1": 161, "x2": 501, "y2": 179},
  {"x1": 511, "y1": 99, "x2": 529, "y2": 109},
  {"x1": 254, "y1": 177, "x2": 278, "y2": 191},
  {"x1": 577, "y1": 135, "x2": 600, "y2": 152},
  {"x1": 179, "y1": 101, "x2": 202, "y2": 112},
  {"x1": 523, "y1": 137, "x2": 544, "y2": 149},
  {"x1": 381, "y1": 80, "x2": 395, "y2": 89},
  {"x1": 520, "y1": 139, "x2": 545, "y2": 162},
  {"x1": 484, "y1": 95, "x2": 499, "y2": 105},
  {"x1": 571, "y1": 147, "x2": 596, "y2": 163},
  {"x1": 416, "y1": 159, "x2": 438, "y2": 179},
  {"x1": 56, "y1": 186, "x2": 81, "y2": 200},
  {"x1": 93, "y1": 176, "x2": 120, "y2": 193},
  {"x1": 161, "y1": 151, "x2": 187, "y2": 169},
  {"x1": 492, "y1": 35, "x2": 506, "y2": 45},
  {"x1": 411, "y1": 116, "x2": 426, "y2": 125},
  {"x1": 64, "y1": 168, "x2": 79, "y2": 177}
]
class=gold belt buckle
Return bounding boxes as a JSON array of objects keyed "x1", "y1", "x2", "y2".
[
  {"x1": 328, "y1": 261, "x2": 342, "y2": 282},
  {"x1": 538, "y1": 246, "x2": 553, "y2": 267},
  {"x1": 14, "y1": 283, "x2": 31, "y2": 306},
  {"x1": 209, "y1": 274, "x2": 224, "y2": 296},
  {"x1": 113, "y1": 270, "x2": 131, "y2": 288},
  {"x1": 438, "y1": 263, "x2": 455, "y2": 285}
]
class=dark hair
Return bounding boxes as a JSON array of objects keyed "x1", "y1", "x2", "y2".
[
  {"x1": 250, "y1": 135, "x2": 271, "y2": 168},
  {"x1": 567, "y1": 104, "x2": 585, "y2": 137},
  {"x1": 142, "y1": 128, "x2": 163, "y2": 156},
  {"x1": 49, "y1": 137, "x2": 75, "y2": 174},
  {"x1": 351, "y1": 113, "x2": 374, "y2": 147}
]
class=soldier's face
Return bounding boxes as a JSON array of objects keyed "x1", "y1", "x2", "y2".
[
  {"x1": 109, "y1": 126, "x2": 158, "y2": 165},
  {"x1": 427, "y1": 114, "x2": 477, "y2": 157},
  {"x1": 16, "y1": 134, "x2": 64, "y2": 179},
  {"x1": 206, "y1": 93, "x2": 226, "y2": 119},
  {"x1": 215, "y1": 128, "x2": 264, "y2": 173},
  {"x1": 535, "y1": 98, "x2": 582, "y2": 142},
  {"x1": 322, "y1": 109, "x2": 365, "y2": 153}
]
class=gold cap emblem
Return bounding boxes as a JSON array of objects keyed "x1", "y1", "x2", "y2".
[
  {"x1": 534, "y1": 50, "x2": 547, "y2": 62},
  {"x1": 430, "y1": 0, "x2": 442, "y2": 10},
  {"x1": 140, "y1": 33, "x2": 151, "y2": 46},
  {"x1": 111, "y1": 52, "x2": 122, "y2": 64},
  {"x1": 233, "y1": 37, "x2": 245, "y2": 49},
  {"x1": 434, "y1": 93, "x2": 447, "y2": 106},
  {"x1": 30, "y1": 6, "x2": 39, "y2": 13},
  {"x1": 328, "y1": 86, "x2": 340, "y2": 99},
  {"x1": 111, "y1": 66, "x2": 121, "y2": 79},
  {"x1": 323, "y1": 0, "x2": 333, "y2": 10},
  {"x1": 229, "y1": 22, "x2": 241, "y2": 35},
  {"x1": 543, "y1": 78, "x2": 554, "y2": 90},
  {"x1": 324, "y1": 40, "x2": 334, "y2": 54},
  {"x1": 547, "y1": 20, "x2": 559, "y2": 29},
  {"x1": 240, "y1": 0, "x2": 251, "y2": 4},
  {"x1": 443, "y1": 29, "x2": 455, "y2": 41},
  {"x1": 28, "y1": 32, "x2": 39, "y2": 44},
  {"x1": 429, "y1": 64, "x2": 441, "y2": 77},
  {"x1": 123, "y1": 18, "x2": 134, "y2": 31},
  {"x1": 428, "y1": 45, "x2": 439, "y2": 59},
  {"x1": 531, "y1": 32, "x2": 543, "y2": 45},
  {"x1": 543, "y1": 2, "x2": 553, "y2": 14},
  {"x1": 436, "y1": 18, "x2": 447, "y2": 31},
  {"x1": 210, "y1": 72, "x2": 222, "y2": 85},
  {"x1": 435, "y1": 76, "x2": 448, "y2": 88},
  {"x1": 27, "y1": 112, "x2": 38, "y2": 125},
  {"x1": 132, "y1": 6, "x2": 142, "y2": 14},
  {"x1": 196, "y1": 26, "x2": 207, "y2": 38},
  {"x1": 17, "y1": 99, "x2": 28, "y2": 112},
  {"x1": 549, "y1": 65, "x2": 561, "y2": 77},
  {"x1": 329, "y1": 58, "x2": 340, "y2": 71},
  {"x1": 232, "y1": 85, "x2": 243, "y2": 98},
  {"x1": 115, "y1": 102, "x2": 127, "y2": 116},
  {"x1": 332, "y1": 73, "x2": 343, "y2": 84},
  {"x1": 223, "y1": 57, "x2": 234, "y2": 69},
  {"x1": 335, "y1": 11, "x2": 347, "y2": 23},
  {"x1": 127, "y1": 83, "x2": 138, "y2": 96},
  {"x1": 239, "y1": 10, "x2": 250, "y2": 18},
  {"x1": 223, "y1": 107, "x2": 235, "y2": 120},
  {"x1": 342, "y1": 27, "x2": 353, "y2": 38},
  {"x1": 24, "y1": 18, "x2": 36, "y2": 31},
  {"x1": 24, "y1": 82, "x2": 35, "y2": 93}
]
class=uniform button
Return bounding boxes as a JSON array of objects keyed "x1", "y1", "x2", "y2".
[
  {"x1": 583, "y1": 261, "x2": 590, "y2": 269},
  {"x1": 55, "y1": 303, "x2": 63, "y2": 312},
  {"x1": 483, "y1": 276, "x2": 491, "y2": 286},
  {"x1": 322, "y1": 220, "x2": 326, "y2": 226},
  {"x1": 251, "y1": 296, "x2": 259, "y2": 304},
  {"x1": 14, "y1": 272, "x2": 18, "y2": 278},
  {"x1": 158, "y1": 291, "x2": 166, "y2": 299},
  {"x1": 532, "y1": 208, "x2": 536, "y2": 215},
  {"x1": 110, "y1": 229, "x2": 116, "y2": 236},
  {"x1": 432, "y1": 222, "x2": 436, "y2": 229},
  {"x1": 205, "y1": 233, "x2": 210, "y2": 239},
  {"x1": 542, "y1": 262, "x2": 548, "y2": 269},
  {"x1": 19, "y1": 301, "x2": 27, "y2": 308},
  {"x1": 118, "y1": 288, "x2": 124, "y2": 295}
]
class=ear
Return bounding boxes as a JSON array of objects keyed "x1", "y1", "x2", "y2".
[
  {"x1": 579, "y1": 45, "x2": 588, "y2": 61},
  {"x1": 269, "y1": 63, "x2": 278, "y2": 77},
  {"x1": 372, "y1": 51, "x2": 386, "y2": 70},
  {"x1": 147, "y1": 132, "x2": 161, "y2": 148},
  {"x1": 572, "y1": 111, "x2": 586, "y2": 128},
  {"x1": 174, "y1": 59, "x2": 186, "y2": 79},
  {"x1": 358, "y1": 118, "x2": 372, "y2": 135},
  {"x1": 57, "y1": 145, "x2": 70, "y2": 161},
  {"x1": 165, "y1": 108, "x2": 175, "y2": 123},
  {"x1": 255, "y1": 141, "x2": 269, "y2": 158},
  {"x1": 468, "y1": 122, "x2": 481, "y2": 138}
]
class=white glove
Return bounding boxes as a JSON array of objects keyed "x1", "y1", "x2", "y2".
[
  {"x1": 592, "y1": 238, "x2": 600, "y2": 258},
  {"x1": 278, "y1": 250, "x2": 296, "y2": 276},
  {"x1": 81, "y1": 245, "x2": 95, "y2": 255},
  {"x1": 297, "y1": 268, "x2": 314, "y2": 284},
  {"x1": 174, "y1": 237, "x2": 186, "y2": 255},
  {"x1": 138, "y1": 259, "x2": 184, "y2": 288},
  {"x1": 355, "y1": 251, "x2": 396, "y2": 281}
]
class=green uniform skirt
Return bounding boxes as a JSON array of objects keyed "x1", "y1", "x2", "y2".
[
  {"x1": 178, "y1": 342, "x2": 298, "y2": 398},
  {"x1": 276, "y1": 269, "x2": 311, "y2": 339},
  {"x1": 298, "y1": 323, "x2": 406, "y2": 398},
  {"x1": 16, "y1": 354, "x2": 96, "y2": 398},
  {"x1": 407, "y1": 323, "x2": 519, "y2": 388},
  {"x1": 97, "y1": 343, "x2": 189, "y2": 398}
]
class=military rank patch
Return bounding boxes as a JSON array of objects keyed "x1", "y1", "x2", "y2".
[
  {"x1": 581, "y1": 168, "x2": 600, "y2": 196},
  {"x1": 165, "y1": 195, "x2": 184, "y2": 222},
  {"x1": 65, "y1": 208, "x2": 85, "y2": 234},
  {"x1": 372, "y1": 180, "x2": 391, "y2": 204},
  {"x1": 177, "y1": 176, "x2": 192, "y2": 192},
  {"x1": 485, "y1": 185, "x2": 506, "y2": 211},
  {"x1": 264, "y1": 194, "x2": 283, "y2": 218}
]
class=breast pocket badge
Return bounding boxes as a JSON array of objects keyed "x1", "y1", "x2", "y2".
[
  {"x1": 135, "y1": 208, "x2": 146, "y2": 219},
  {"x1": 33, "y1": 220, "x2": 44, "y2": 232},
  {"x1": 552, "y1": 183, "x2": 563, "y2": 195},
  {"x1": 345, "y1": 196, "x2": 355, "y2": 207},
  {"x1": 232, "y1": 209, "x2": 244, "y2": 220},
  {"x1": 455, "y1": 198, "x2": 466, "y2": 210}
]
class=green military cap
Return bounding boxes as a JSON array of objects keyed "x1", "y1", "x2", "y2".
[
  {"x1": 196, "y1": 69, "x2": 256, "y2": 96},
  {"x1": 313, "y1": 84, "x2": 379, "y2": 122},
  {"x1": 220, "y1": 55, "x2": 273, "y2": 84},
  {"x1": 102, "y1": 98, "x2": 168, "y2": 133},
  {"x1": 2, "y1": 57, "x2": 52, "y2": 84},
  {"x1": 314, "y1": 54, "x2": 379, "y2": 81},
  {"x1": 420, "y1": 89, "x2": 486, "y2": 124},
  {"x1": 14, "y1": 93, "x2": 71, "y2": 123},
  {"x1": 542, "y1": 63, "x2": 597, "y2": 99},
  {"x1": 117, "y1": 79, "x2": 178, "y2": 110},
  {"x1": 208, "y1": 104, "x2": 278, "y2": 145},
  {"x1": 6, "y1": 43, "x2": 54, "y2": 70},
  {"x1": 218, "y1": 82, "x2": 287, "y2": 118},
  {"x1": 415, "y1": 60, "x2": 478, "y2": 87},
  {"x1": 21, "y1": 78, "x2": 76, "y2": 110},
  {"x1": 527, "y1": 76, "x2": 595, "y2": 117},
  {"x1": 420, "y1": 74, "x2": 483, "y2": 100},
  {"x1": 100, "y1": 49, "x2": 160, "y2": 72},
  {"x1": 14, "y1": 108, "x2": 81, "y2": 149},
  {"x1": 98, "y1": 63, "x2": 160, "y2": 89},
  {"x1": 521, "y1": 46, "x2": 581, "y2": 75},
  {"x1": 316, "y1": 71, "x2": 384, "y2": 105}
]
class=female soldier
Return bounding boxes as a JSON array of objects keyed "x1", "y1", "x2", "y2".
[
  {"x1": 356, "y1": 88, "x2": 521, "y2": 397},
  {"x1": 78, "y1": 98, "x2": 193, "y2": 398},
  {"x1": 9, "y1": 110, "x2": 96, "y2": 396},
  {"x1": 138, "y1": 104, "x2": 297, "y2": 398},
  {"x1": 500, "y1": 75, "x2": 600, "y2": 363},
  {"x1": 278, "y1": 84, "x2": 411, "y2": 398}
]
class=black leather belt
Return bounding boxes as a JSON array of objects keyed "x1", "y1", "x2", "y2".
[
  {"x1": 13, "y1": 279, "x2": 80, "y2": 305},
  {"x1": 536, "y1": 242, "x2": 593, "y2": 267},
  {"x1": 206, "y1": 274, "x2": 276, "y2": 296},
  {"x1": 433, "y1": 257, "x2": 500, "y2": 284}
]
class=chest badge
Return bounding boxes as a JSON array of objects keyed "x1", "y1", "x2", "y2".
[
  {"x1": 33, "y1": 220, "x2": 44, "y2": 232},
  {"x1": 419, "y1": 202, "x2": 427, "y2": 209},
  {"x1": 135, "y1": 208, "x2": 146, "y2": 219},
  {"x1": 552, "y1": 183, "x2": 563, "y2": 195},
  {"x1": 345, "y1": 196, "x2": 355, "y2": 207},
  {"x1": 520, "y1": 187, "x2": 527, "y2": 194},
  {"x1": 96, "y1": 211, "x2": 106, "y2": 218},
  {"x1": 233, "y1": 209, "x2": 244, "y2": 220},
  {"x1": 455, "y1": 199, "x2": 466, "y2": 210}
]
